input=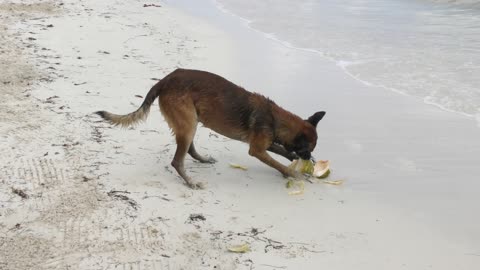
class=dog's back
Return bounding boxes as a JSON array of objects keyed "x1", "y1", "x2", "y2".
[{"x1": 158, "y1": 69, "x2": 281, "y2": 142}]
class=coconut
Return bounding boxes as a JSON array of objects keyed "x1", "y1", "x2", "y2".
[
  {"x1": 288, "y1": 159, "x2": 314, "y2": 175},
  {"x1": 289, "y1": 159, "x2": 330, "y2": 178}
]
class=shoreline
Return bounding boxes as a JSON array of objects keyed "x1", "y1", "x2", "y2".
[{"x1": 1, "y1": 0, "x2": 479, "y2": 269}]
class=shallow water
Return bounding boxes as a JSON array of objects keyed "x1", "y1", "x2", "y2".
[{"x1": 214, "y1": 0, "x2": 480, "y2": 118}]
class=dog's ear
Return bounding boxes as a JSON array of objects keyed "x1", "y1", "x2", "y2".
[{"x1": 306, "y1": 111, "x2": 326, "y2": 127}]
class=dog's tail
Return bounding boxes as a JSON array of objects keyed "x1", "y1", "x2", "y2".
[{"x1": 95, "y1": 81, "x2": 162, "y2": 128}]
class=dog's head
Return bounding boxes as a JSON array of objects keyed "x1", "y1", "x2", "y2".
[{"x1": 285, "y1": 111, "x2": 326, "y2": 160}]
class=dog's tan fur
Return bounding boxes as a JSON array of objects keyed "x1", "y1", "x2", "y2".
[{"x1": 97, "y1": 69, "x2": 325, "y2": 189}]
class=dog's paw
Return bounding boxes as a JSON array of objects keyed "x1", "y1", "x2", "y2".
[
  {"x1": 187, "y1": 181, "x2": 207, "y2": 190},
  {"x1": 196, "y1": 156, "x2": 217, "y2": 164},
  {"x1": 204, "y1": 157, "x2": 217, "y2": 164}
]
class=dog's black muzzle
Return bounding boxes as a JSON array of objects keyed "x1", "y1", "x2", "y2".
[{"x1": 297, "y1": 151, "x2": 311, "y2": 160}]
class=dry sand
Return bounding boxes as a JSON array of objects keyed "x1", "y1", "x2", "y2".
[
  {"x1": 1, "y1": 0, "x2": 479, "y2": 270},
  {"x1": 0, "y1": 1, "x2": 313, "y2": 269}
]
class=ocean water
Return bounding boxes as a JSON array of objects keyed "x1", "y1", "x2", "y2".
[{"x1": 214, "y1": 0, "x2": 480, "y2": 118}]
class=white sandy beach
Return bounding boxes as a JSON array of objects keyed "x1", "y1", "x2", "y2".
[{"x1": 1, "y1": 0, "x2": 479, "y2": 269}]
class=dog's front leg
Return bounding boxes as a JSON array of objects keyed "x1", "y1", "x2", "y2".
[
  {"x1": 250, "y1": 148, "x2": 293, "y2": 177},
  {"x1": 248, "y1": 136, "x2": 297, "y2": 178}
]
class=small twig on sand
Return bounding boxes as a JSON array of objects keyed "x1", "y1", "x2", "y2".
[
  {"x1": 304, "y1": 176, "x2": 314, "y2": 184},
  {"x1": 264, "y1": 239, "x2": 286, "y2": 253},
  {"x1": 299, "y1": 246, "x2": 326, "y2": 254},
  {"x1": 211, "y1": 227, "x2": 320, "y2": 255},
  {"x1": 289, "y1": 241, "x2": 325, "y2": 253},
  {"x1": 143, "y1": 4, "x2": 162, "y2": 8},
  {"x1": 12, "y1": 188, "x2": 28, "y2": 199},
  {"x1": 107, "y1": 190, "x2": 138, "y2": 209},
  {"x1": 189, "y1": 213, "x2": 206, "y2": 222},
  {"x1": 142, "y1": 195, "x2": 171, "y2": 201},
  {"x1": 107, "y1": 190, "x2": 130, "y2": 195},
  {"x1": 242, "y1": 259, "x2": 254, "y2": 270},
  {"x1": 236, "y1": 228, "x2": 286, "y2": 253}
]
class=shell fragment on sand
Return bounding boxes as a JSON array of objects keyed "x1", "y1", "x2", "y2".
[
  {"x1": 288, "y1": 189, "x2": 304, "y2": 196},
  {"x1": 313, "y1": 160, "x2": 330, "y2": 178},
  {"x1": 227, "y1": 243, "x2": 250, "y2": 253},
  {"x1": 322, "y1": 179, "x2": 344, "y2": 185},
  {"x1": 286, "y1": 179, "x2": 305, "y2": 195},
  {"x1": 229, "y1": 163, "x2": 248, "y2": 170}
]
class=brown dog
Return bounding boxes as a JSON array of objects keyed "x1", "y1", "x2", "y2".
[{"x1": 96, "y1": 69, "x2": 325, "y2": 189}]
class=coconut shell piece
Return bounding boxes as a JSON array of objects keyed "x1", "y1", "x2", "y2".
[{"x1": 312, "y1": 160, "x2": 330, "y2": 178}]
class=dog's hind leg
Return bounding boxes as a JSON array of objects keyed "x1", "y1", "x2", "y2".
[
  {"x1": 188, "y1": 142, "x2": 216, "y2": 164},
  {"x1": 160, "y1": 98, "x2": 205, "y2": 189},
  {"x1": 172, "y1": 132, "x2": 205, "y2": 189}
]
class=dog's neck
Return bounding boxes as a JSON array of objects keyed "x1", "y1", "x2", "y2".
[{"x1": 271, "y1": 105, "x2": 303, "y2": 145}]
